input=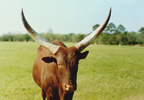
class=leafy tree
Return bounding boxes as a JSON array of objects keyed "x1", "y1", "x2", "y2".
[
  {"x1": 104, "y1": 23, "x2": 116, "y2": 34},
  {"x1": 93, "y1": 24, "x2": 100, "y2": 31},
  {"x1": 0, "y1": 23, "x2": 144, "y2": 45},
  {"x1": 24, "y1": 34, "x2": 31, "y2": 42},
  {"x1": 2, "y1": 35, "x2": 9, "y2": 41},
  {"x1": 74, "y1": 34, "x2": 86, "y2": 42},
  {"x1": 137, "y1": 33, "x2": 144, "y2": 44},
  {"x1": 116, "y1": 24, "x2": 126, "y2": 33},
  {"x1": 127, "y1": 32, "x2": 137, "y2": 44},
  {"x1": 139, "y1": 27, "x2": 144, "y2": 33},
  {"x1": 109, "y1": 34, "x2": 118, "y2": 45},
  {"x1": 95, "y1": 33, "x2": 110, "y2": 44},
  {"x1": 121, "y1": 32, "x2": 128, "y2": 45}
]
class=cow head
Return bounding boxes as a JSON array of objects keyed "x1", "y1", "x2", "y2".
[
  {"x1": 21, "y1": 8, "x2": 111, "y2": 92},
  {"x1": 41, "y1": 46, "x2": 89, "y2": 92}
]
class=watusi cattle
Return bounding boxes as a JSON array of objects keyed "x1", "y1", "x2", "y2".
[{"x1": 21, "y1": 8, "x2": 111, "y2": 100}]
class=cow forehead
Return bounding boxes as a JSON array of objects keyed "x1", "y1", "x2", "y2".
[
  {"x1": 57, "y1": 46, "x2": 78, "y2": 55},
  {"x1": 56, "y1": 46, "x2": 79, "y2": 63}
]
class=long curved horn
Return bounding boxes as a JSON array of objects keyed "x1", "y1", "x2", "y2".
[
  {"x1": 75, "y1": 8, "x2": 111, "y2": 52},
  {"x1": 21, "y1": 9, "x2": 59, "y2": 54}
]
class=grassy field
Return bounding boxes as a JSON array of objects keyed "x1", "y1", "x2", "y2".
[{"x1": 0, "y1": 42, "x2": 144, "y2": 100}]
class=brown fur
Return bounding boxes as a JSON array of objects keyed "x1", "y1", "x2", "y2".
[{"x1": 33, "y1": 41, "x2": 89, "y2": 100}]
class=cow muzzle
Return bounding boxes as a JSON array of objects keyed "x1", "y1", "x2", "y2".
[{"x1": 65, "y1": 84, "x2": 76, "y2": 92}]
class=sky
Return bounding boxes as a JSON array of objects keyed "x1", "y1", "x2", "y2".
[{"x1": 0, "y1": 0, "x2": 144, "y2": 35}]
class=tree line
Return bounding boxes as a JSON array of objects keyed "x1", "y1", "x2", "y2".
[{"x1": 0, "y1": 23, "x2": 144, "y2": 45}]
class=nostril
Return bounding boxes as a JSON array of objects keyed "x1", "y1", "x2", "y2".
[
  {"x1": 65, "y1": 85, "x2": 71, "y2": 91},
  {"x1": 65, "y1": 85, "x2": 69, "y2": 89},
  {"x1": 65, "y1": 85, "x2": 76, "y2": 92}
]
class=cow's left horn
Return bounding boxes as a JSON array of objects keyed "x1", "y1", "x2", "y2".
[
  {"x1": 21, "y1": 9, "x2": 60, "y2": 54},
  {"x1": 74, "y1": 8, "x2": 111, "y2": 52}
]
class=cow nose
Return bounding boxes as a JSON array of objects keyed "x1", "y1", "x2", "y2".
[{"x1": 65, "y1": 85, "x2": 76, "y2": 92}]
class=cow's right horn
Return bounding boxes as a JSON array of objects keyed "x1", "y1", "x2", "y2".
[
  {"x1": 21, "y1": 9, "x2": 60, "y2": 54},
  {"x1": 74, "y1": 8, "x2": 111, "y2": 52}
]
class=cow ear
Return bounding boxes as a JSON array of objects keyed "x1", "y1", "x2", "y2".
[
  {"x1": 42, "y1": 56, "x2": 57, "y2": 64},
  {"x1": 80, "y1": 51, "x2": 89, "y2": 59}
]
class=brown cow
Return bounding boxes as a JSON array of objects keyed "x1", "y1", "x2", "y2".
[{"x1": 21, "y1": 8, "x2": 111, "y2": 100}]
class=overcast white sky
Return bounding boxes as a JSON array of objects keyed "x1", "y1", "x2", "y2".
[{"x1": 0, "y1": 0, "x2": 144, "y2": 35}]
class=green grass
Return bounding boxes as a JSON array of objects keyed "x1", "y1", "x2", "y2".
[{"x1": 0, "y1": 42, "x2": 144, "y2": 100}]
